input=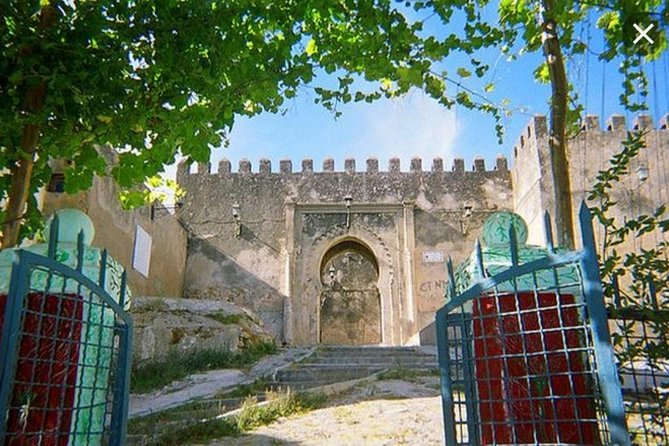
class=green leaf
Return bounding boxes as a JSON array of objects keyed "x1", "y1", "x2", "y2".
[
  {"x1": 305, "y1": 39, "x2": 318, "y2": 56},
  {"x1": 456, "y1": 68, "x2": 471, "y2": 78},
  {"x1": 380, "y1": 78, "x2": 393, "y2": 91},
  {"x1": 534, "y1": 62, "x2": 550, "y2": 84}
]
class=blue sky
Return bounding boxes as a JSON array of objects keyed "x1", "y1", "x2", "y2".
[{"x1": 168, "y1": 6, "x2": 669, "y2": 178}]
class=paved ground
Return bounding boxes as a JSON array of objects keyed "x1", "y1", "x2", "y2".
[{"x1": 209, "y1": 377, "x2": 445, "y2": 446}]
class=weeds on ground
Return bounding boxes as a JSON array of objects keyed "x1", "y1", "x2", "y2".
[
  {"x1": 131, "y1": 340, "x2": 277, "y2": 394},
  {"x1": 236, "y1": 388, "x2": 326, "y2": 431},
  {"x1": 376, "y1": 368, "x2": 439, "y2": 382},
  {"x1": 207, "y1": 312, "x2": 249, "y2": 325},
  {"x1": 153, "y1": 418, "x2": 238, "y2": 446},
  {"x1": 219, "y1": 377, "x2": 270, "y2": 399},
  {"x1": 147, "y1": 389, "x2": 326, "y2": 445},
  {"x1": 128, "y1": 400, "x2": 224, "y2": 434}
]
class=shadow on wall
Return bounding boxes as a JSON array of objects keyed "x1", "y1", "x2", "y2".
[
  {"x1": 184, "y1": 235, "x2": 286, "y2": 342},
  {"x1": 420, "y1": 320, "x2": 437, "y2": 345}
]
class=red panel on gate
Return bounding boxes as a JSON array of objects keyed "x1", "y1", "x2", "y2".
[
  {"x1": 0, "y1": 293, "x2": 83, "y2": 446},
  {"x1": 473, "y1": 292, "x2": 598, "y2": 445}
]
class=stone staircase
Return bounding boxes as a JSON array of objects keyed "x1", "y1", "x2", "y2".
[
  {"x1": 268, "y1": 345, "x2": 439, "y2": 390},
  {"x1": 127, "y1": 346, "x2": 440, "y2": 444}
]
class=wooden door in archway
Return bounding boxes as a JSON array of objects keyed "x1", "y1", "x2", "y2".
[{"x1": 319, "y1": 240, "x2": 381, "y2": 345}]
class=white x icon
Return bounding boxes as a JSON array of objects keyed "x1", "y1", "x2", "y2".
[{"x1": 633, "y1": 23, "x2": 655, "y2": 44}]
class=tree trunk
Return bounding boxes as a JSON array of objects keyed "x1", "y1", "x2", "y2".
[
  {"x1": 1, "y1": 134, "x2": 37, "y2": 248},
  {"x1": 1, "y1": 5, "x2": 55, "y2": 248},
  {"x1": 541, "y1": 0, "x2": 575, "y2": 249},
  {"x1": 1, "y1": 84, "x2": 45, "y2": 248}
]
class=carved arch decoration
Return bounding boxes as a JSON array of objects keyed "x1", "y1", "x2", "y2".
[{"x1": 301, "y1": 222, "x2": 398, "y2": 345}]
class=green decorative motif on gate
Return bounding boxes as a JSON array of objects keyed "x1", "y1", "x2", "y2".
[
  {"x1": 436, "y1": 204, "x2": 631, "y2": 446},
  {"x1": 448, "y1": 211, "x2": 580, "y2": 299},
  {"x1": 0, "y1": 210, "x2": 131, "y2": 306},
  {"x1": 0, "y1": 208, "x2": 132, "y2": 445},
  {"x1": 481, "y1": 211, "x2": 529, "y2": 246}
]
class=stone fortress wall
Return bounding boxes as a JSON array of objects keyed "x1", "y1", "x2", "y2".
[
  {"x1": 177, "y1": 112, "x2": 668, "y2": 346},
  {"x1": 512, "y1": 113, "x2": 669, "y2": 250},
  {"x1": 42, "y1": 153, "x2": 188, "y2": 298},
  {"x1": 176, "y1": 155, "x2": 513, "y2": 345}
]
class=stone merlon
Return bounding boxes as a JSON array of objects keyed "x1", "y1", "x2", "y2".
[
  {"x1": 302, "y1": 158, "x2": 314, "y2": 173},
  {"x1": 513, "y1": 113, "x2": 669, "y2": 159},
  {"x1": 410, "y1": 157, "x2": 422, "y2": 172},
  {"x1": 177, "y1": 156, "x2": 510, "y2": 179},
  {"x1": 259, "y1": 158, "x2": 271, "y2": 174},
  {"x1": 280, "y1": 159, "x2": 292, "y2": 174},
  {"x1": 239, "y1": 158, "x2": 251, "y2": 174},
  {"x1": 367, "y1": 157, "x2": 379, "y2": 173}
]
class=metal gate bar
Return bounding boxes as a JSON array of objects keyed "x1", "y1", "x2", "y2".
[
  {"x1": 436, "y1": 203, "x2": 630, "y2": 445},
  {"x1": 609, "y1": 277, "x2": 669, "y2": 445},
  {"x1": 1, "y1": 220, "x2": 132, "y2": 445}
]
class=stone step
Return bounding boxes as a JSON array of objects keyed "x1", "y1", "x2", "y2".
[
  {"x1": 316, "y1": 346, "x2": 436, "y2": 355},
  {"x1": 310, "y1": 353, "x2": 437, "y2": 361},
  {"x1": 275, "y1": 367, "x2": 385, "y2": 382},
  {"x1": 266, "y1": 380, "x2": 345, "y2": 391},
  {"x1": 267, "y1": 346, "x2": 440, "y2": 391},
  {"x1": 303, "y1": 356, "x2": 438, "y2": 366},
  {"x1": 312, "y1": 349, "x2": 436, "y2": 357},
  {"x1": 292, "y1": 363, "x2": 439, "y2": 373}
]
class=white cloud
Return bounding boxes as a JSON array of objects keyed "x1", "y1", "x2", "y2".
[
  {"x1": 162, "y1": 89, "x2": 459, "y2": 179},
  {"x1": 352, "y1": 90, "x2": 459, "y2": 170}
]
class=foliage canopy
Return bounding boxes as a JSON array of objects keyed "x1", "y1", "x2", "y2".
[{"x1": 1, "y1": 1, "x2": 667, "y2": 245}]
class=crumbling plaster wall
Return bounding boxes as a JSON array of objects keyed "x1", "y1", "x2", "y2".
[
  {"x1": 512, "y1": 113, "x2": 669, "y2": 251},
  {"x1": 177, "y1": 156, "x2": 513, "y2": 345},
  {"x1": 41, "y1": 176, "x2": 187, "y2": 297}
]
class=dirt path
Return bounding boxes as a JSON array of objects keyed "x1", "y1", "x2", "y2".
[{"x1": 209, "y1": 377, "x2": 445, "y2": 446}]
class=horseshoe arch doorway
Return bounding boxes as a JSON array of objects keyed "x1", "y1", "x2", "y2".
[{"x1": 319, "y1": 239, "x2": 382, "y2": 345}]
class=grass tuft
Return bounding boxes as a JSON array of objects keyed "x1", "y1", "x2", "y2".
[
  {"x1": 153, "y1": 418, "x2": 239, "y2": 446},
  {"x1": 376, "y1": 367, "x2": 439, "y2": 382},
  {"x1": 236, "y1": 389, "x2": 325, "y2": 432},
  {"x1": 131, "y1": 340, "x2": 277, "y2": 394},
  {"x1": 142, "y1": 388, "x2": 326, "y2": 445},
  {"x1": 220, "y1": 377, "x2": 270, "y2": 399},
  {"x1": 207, "y1": 312, "x2": 249, "y2": 325}
]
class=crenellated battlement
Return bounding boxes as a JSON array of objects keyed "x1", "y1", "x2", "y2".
[
  {"x1": 511, "y1": 112, "x2": 669, "y2": 247},
  {"x1": 176, "y1": 154, "x2": 511, "y2": 182},
  {"x1": 178, "y1": 112, "x2": 667, "y2": 184},
  {"x1": 512, "y1": 113, "x2": 669, "y2": 159}
]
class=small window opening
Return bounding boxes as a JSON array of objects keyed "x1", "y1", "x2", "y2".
[{"x1": 47, "y1": 173, "x2": 65, "y2": 193}]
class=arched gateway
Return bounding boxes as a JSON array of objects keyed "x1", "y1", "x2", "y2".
[
  {"x1": 176, "y1": 152, "x2": 519, "y2": 346},
  {"x1": 319, "y1": 239, "x2": 382, "y2": 344}
]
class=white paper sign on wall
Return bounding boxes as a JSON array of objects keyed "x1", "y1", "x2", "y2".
[
  {"x1": 422, "y1": 251, "x2": 444, "y2": 263},
  {"x1": 132, "y1": 225, "x2": 152, "y2": 278}
]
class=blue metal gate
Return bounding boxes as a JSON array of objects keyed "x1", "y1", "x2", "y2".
[
  {"x1": 0, "y1": 218, "x2": 133, "y2": 445},
  {"x1": 608, "y1": 276, "x2": 669, "y2": 445},
  {"x1": 436, "y1": 204, "x2": 630, "y2": 445}
]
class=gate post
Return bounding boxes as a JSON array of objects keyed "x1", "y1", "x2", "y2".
[
  {"x1": 437, "y1": 208, "x2": 630, "y2": 445},
  {"x1": 578, "y1": 203, "x2": 630, "y2": 446},
  {"x1": 0, "y1": 252, "x2": 30, "y2": 440},
  {"x1": 0, "y1": 208, "x2": 133, "y2": 445},
  {"x1": 436, "y1": 308, "x2": 457, "y2": 446}
]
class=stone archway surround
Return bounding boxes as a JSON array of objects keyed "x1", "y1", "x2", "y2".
[
  {"x1": 316, "y1": 233, "x2": 388, "y2": 345},
  {"x1": 284, "y1": 202, "x2": 417, "y2": 346}
]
